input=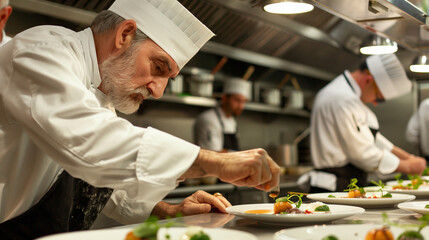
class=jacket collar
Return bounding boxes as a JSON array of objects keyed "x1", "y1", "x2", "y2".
[
  {"x1": 343, "y1": 70, "x2": 361, "y2": 98},
  {"x1": 77, "y1": 28, "x2": 102, "y2": 89}
]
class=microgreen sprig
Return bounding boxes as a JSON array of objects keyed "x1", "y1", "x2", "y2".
[
  {"x1": 345, "y1": 178, "x2": 365, "y2": 194},
  {"x1": 275, "y1": 194, "x2": 303, "y2": 208}
]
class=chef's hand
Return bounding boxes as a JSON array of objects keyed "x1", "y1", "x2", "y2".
[
  {"x1": 151, "y1": 190, "x2": 231, "y2": 219},
  {"x1": 397, "y1": 155, "x2": 427, "y2": 175},
  {"x1": 181, "y1": 148, "x2": 281, "y2": 191}
]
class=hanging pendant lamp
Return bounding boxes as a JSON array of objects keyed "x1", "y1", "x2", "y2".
[{"x1": 263, "y1": 0, "x2": 314, "y2": 14}]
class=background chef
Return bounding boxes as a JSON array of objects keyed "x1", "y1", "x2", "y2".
[
  {"x1": 194, "y1": 78, "x2": 251, "y2": 152},
  {"x1": 0, "y1": 0, "x2": 280, "y2": 238},
  {"x1": 306, "y1": 53, "x2": 426, "y2": 192},
  {"x1": 406, "y1": 98, "x2": 429, "y2": 162}
]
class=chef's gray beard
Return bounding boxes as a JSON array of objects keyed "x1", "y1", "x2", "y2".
[{"x1": 100, "y1": 42, "x2": 151, "y2": 114}]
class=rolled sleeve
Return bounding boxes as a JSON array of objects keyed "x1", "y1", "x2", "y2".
[
  {"x1": 102, "y1": 127, "x2": 200, "y2": 224},
  {"x1": 378, "y1": 149, "x2": 400, "y2": 174},
  {"x1": 375, "y1": 133, "x2": 394, "y2": 151}
]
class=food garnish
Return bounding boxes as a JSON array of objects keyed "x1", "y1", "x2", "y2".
[
  {"x1": 320, "y1": 214, "x2": 429, "y2": 240},
  {"x1": 392, "y1": 174, "x2": 428, "y2": 190},
  {"x1": 364, "y1": 225, "x2": 394, "y2": 240},
  {"x1": 345, "y1": 178, "x2": 366, "y2": 198},
  {"x1": 321, "y1": 235, "x2": 339, "y2": 240},
  {"x1": 314, "y1": 205, "x2": 330, "y2": 212},
  {"x1": 124, "y1": 216, "x2": 210, "y2": 240},
  {"x1": 274, "y1": 194, "x2": 302, "y2": 214}
]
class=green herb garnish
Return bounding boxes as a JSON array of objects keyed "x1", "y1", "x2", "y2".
[
  {"x1": 395, "y1": 174, "x2": 404, "y2": 184},
  {"x1": 276, "y1": 194, "x2": 303, "y2": 208},
  {"x1": 321, "y1": 235, "x2": 338, "y2": 240},
  {"x1": 382, "y1": 192, "x2": 392, "y2": 198},
  {"x1": 345, "y1": 178, "x2": 365, "y2": 194},
  {"x1": 328, "y1": 195, "x2": 336, "y2": 198},
  {"x1": 315, "y1": 205, "x2": 330, "y2": 212},
  {"x1": 190, "y1": 231, "x2": 210, "y2": 240},
  {"x1": 422, "y1": 167, "x2": 429, "y2": 176}
]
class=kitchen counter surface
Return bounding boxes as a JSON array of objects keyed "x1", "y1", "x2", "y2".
[{"x1": 117, "y1": 202, "x2": 424, "y2": 240}]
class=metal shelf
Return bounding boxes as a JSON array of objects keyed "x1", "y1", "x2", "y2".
[{"x1": 148, "y1": 94, "x2": 310, "y2": 117}]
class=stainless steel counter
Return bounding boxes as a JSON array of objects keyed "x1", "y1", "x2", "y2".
[{"x1": 126, "y1": 204, "x2": 421, "y2": 240}]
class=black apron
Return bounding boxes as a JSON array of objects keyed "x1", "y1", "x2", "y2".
[
  {"x1": 214, "y1": 108, "x2": 239, "y2": 151},
  {"x1": 311, "y1": 72, "x2": 377, "y2": 192},
  {"x1": 0, "y1": 170, "x2": 113, "y2": 240}
]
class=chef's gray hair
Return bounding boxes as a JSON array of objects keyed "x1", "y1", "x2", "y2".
[
  {"x1": 91, "y1": 10, "x2": 148, "y2": 43},
  {"x1": 0, "y1": 0, "x2": 9, "y2": 9}
]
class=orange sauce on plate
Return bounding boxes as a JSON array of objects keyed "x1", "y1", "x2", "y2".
[{"x1": 244, "y1": 209, "x2": 273, "y2": 214}]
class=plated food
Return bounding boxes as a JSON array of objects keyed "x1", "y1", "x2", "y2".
[
  {"x1": 274, "y1": 223, "x2": 429, "y2": 240},
  {"x1": 397, "y1": 201, "x2": 429, "y2": 215},
  {"x1": 36, "y1": 226, "x2": 257, "y2": 240},
  {"x1": 226, "y1": 203, "x2": 364, "y2": 224},
  {"x1": 307, "y1": 192, "x2": 415, "y2": 207}
]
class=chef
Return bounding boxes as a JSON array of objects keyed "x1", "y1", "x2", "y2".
[
  {"x1": 194, "y1": 78, "x2": 251, "y2": 152},
  {"x1": 406, "y1": 98, "x2": 429, "y2": 162},
  {"x1": 0, "y1": 0, "x2": 12, "y2": 47},
  {"x1": 0, "y1": 0, "x2": 280, "y2": 239},
  {"x1": 307, "y1": 53, "x2": 426, "y2": 192}
]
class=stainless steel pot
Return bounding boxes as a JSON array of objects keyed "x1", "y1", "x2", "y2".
[
  {"x1": 276, "y1": 127, "x2": 310, "y2": 167},
  {"x1": 262, "y1": 88, "x2": 281, "y2": 106},
  {"x1": 188, "y1": 68, "x2": 215, "y2": 97}
]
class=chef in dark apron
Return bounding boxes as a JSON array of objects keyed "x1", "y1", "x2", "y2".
[
  {"x1": 194, "y1": 77, "x2": 251, "y2": 152},
  {"x1": 306, "y1": 54, "x2": 427, "y2": 193},
  {"x1": 0, "y1": 0, "x2": 217, "y2": 238},
  {"x1": 0, "y1": 171, "x2": 113, "y2": 240}
]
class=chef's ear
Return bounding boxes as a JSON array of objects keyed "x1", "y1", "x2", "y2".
[
  {"x1": 0, "y1": 6, "x2": 12, "y2": 28},
  {"x1": 114, "y1": 20, "x2": 137, "y2": 51},
  {"x1": 363, "y1": 69, "x2": 374, "y2": 84}
]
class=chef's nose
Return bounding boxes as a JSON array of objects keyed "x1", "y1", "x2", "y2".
[{"x1": 150, "y1": 77, "x2": 169, "y2": 99}]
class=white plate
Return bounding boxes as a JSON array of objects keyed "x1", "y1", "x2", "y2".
[
  {"x1": 383, "y1": 185, "x2": 429, "y2": 197},
  {"x1": 397, "y1": 201, "x2": 429, "y2": 215},
  {"x1": 307, "y1": 192, "x2": 415, "y2": 207},
  {"x1": 225, "y1": 203, "x2": 364, "y2": 224},
  {"x1": 36, "y1": 227, "x2": 257, "y2": 240},
  {"x1": 274, "y1": 224, "x2": 429, "y2": 240}
]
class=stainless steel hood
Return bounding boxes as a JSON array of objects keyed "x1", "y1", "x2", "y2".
[
  {"x1": 8, "y1": 0, "x2": 429, "y2": 83},
  {"x1": 309, "y1": 0, "x2": 429, "y2": 50}
]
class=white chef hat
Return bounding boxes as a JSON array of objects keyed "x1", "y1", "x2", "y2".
[
  {"x1": 223, "y1": 78, "x2": 252, "y2": 100},
  {"x1": 108, "y1": 0, "x2": 214, "y2": 69},
  {"x1": 366, "y1": 54, "x2": 411, "y2": 100}
]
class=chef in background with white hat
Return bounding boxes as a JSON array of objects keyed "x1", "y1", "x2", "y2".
[
  {"x1": 306, "y1": 54, "x2": 426, "y2": 193},
  {"x1": 194, "y1": 78, "x2": 251, "y2": 152},
  {"x1": 0, "y1": 0, "x2": 280, "y2": 238}
]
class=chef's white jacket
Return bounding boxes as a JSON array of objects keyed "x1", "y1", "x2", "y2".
[
  {"x1": 0, "y1": 30, "x2": 11, "y2": 47},
  {"x1": 309, "y1": 71, "x2": 399, "y2": 189},
  {"x1": 406, "y1": 98, "x2": 429, "y2": 156},
  {"x1": 0, "y1": 26, "x2": 200, "y2": 224},
  {"x1": 194, "y1": 106, "x2": 237, "y2": 151}
]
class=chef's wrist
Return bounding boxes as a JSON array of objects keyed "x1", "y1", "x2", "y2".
[
  {"x1": 151, "y1": 201, "x2": 178, "y2": 219},
  {"x1": 196, "y1": 149, "x2": 222, "y2": 177},
  {"x1": 179, "y1": 149, "x2": 221, "y2": 179}
]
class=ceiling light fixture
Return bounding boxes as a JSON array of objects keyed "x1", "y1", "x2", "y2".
[
  {"x1": 410, "y1": 53, "x2": 429, "y2": 73},
  {"x1": 263, "y1": 0, "x2": 314, "y2": 14},
  {"x1": 359, "y1": 35, "x2": 398, "y2": 55}
]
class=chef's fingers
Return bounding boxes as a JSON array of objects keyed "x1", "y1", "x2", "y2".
[
  {"x1": 195, "y1": 190, "x2": 230, "y2": 213},
  {"x1": 252, "y1": 153, "x2": 280, "y2": 191},
  {"x1": 263, "y1": 156, "x2": 281, "y2": 191}
]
